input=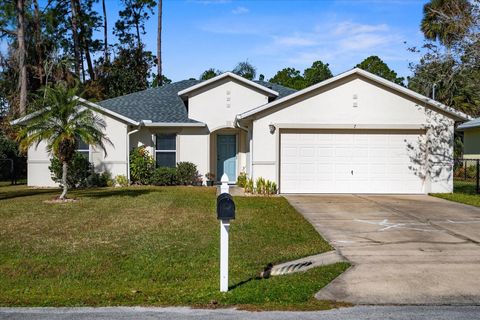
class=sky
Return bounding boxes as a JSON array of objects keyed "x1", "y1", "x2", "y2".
[{"x1": 76, "y1": 0, "x2": 430, "y2": 81}]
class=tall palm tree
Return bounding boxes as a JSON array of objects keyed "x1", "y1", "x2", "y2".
[
  {"x1": 157, "y1": 0, "x2": 162, "y2": 86},
  {"x1": 421, "y1": 0, "x2": 473, "y2": 49},
  {"x1": 16, "y1": 0, "x2": 27, "y2": 116},
  {"x1": 17, "y1": 83, "x2": 112, "y2": 200}
]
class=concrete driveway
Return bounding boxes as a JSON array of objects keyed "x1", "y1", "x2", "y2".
[{"x1": 285, "y1": 195, "x2": 480, "y2": 305}]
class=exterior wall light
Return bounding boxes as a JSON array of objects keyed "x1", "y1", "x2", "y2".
[{"x1": 269, "y1": 124, "x2": 276, "y2": 134}]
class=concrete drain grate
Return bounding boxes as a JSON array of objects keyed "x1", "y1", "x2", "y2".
[
  {"x1": 270, "y1": 261, "x2": 313, "y2": 276},
  {"x1": 259, "y1": 251, "x2": 347, "y2": 278}
]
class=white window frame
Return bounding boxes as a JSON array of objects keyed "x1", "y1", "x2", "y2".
[
  {"x1": 76, "y1": 138, "x2": 90, "y2": 161},
  {"x1": 155, "y1": 133, "x2": 177, "y2": 168}
]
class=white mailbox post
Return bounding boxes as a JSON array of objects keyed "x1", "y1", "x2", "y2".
[
  {"x1": 217, "y1": 173, "x2": 234, "y2": 292},
  {"x1": 220, "y1": 173, "x2": 229, "y2": 194},
  {"x1": 220, "y1": 219, "x2": 229, "y2": 292}
]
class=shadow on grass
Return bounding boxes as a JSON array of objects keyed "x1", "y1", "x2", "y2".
[
  {"x1": 229, "y1": 276, "x2": 263, "y2": 291},
  {"x1": 77, "y1": 188, "x2": 156, "y2": 199},
  {"x1": 0, "y1": 188, "x2": 59, "y2": 201}
]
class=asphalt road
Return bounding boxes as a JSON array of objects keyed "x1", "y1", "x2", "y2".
[{"x1": 1, "y1": 306, "x2": 480, "y2": 320}]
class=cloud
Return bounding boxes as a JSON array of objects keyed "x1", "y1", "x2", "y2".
[
  {"x1": 196, "y1": 13, "x2": 417, "y2": 77},
  {"x1": 339, "y1": 33, "x2": 390, "y2": 50},
  {"x1": 261, "y1": 21, "x2": 400, "y2": 60},
  {"x1": 274, "y1": 35, "x2": 317, "y2": 47},
  {"x1": 232, "y1": 6, "x2": 249, "y2": 14},
  {"x1": 332, "y1": 22, "x2": 389, "y2": 35}
]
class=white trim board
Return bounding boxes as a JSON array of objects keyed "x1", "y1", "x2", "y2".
[{"x1": 178, "y1": 72, "x2": 279, "y2": 98}]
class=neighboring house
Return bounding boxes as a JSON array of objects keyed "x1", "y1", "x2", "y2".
[
  {"x1": 13, "y1": 68, "x2": 470, "y2": 194},
  {"x1": 458, "y1": 119, "x2": 480, "y2": 159}
]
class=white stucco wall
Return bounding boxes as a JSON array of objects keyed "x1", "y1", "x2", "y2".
[
  {"x1": 26, "y1": 109, "x2": 128, "y2": 187},
  {"x1": 92, "y1": 113, "x2": 128, "y2": 179},
  {"x1": 27, "y1": 140, "x2": 57, "y2": 187},
  {"x1": 249, "y1": 75, "x2": 455, "y2": 193},
  {"x1": 183, "y1": 78, "x2": 268, "y2": 181},
  {"x1": 188, "y1": 78, "x2": 269, "y2": 130}
]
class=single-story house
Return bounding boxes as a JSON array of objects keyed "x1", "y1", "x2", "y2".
[
  {"x1": 457, "y1": 119, "x2": 480, "y2": 159},
  {"x1": 14, "y1": 68, "x2": 470, "y2": 194}
]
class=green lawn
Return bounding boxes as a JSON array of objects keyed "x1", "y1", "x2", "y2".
[
  {"x1": 432, "y1": 180, "x2": 480, "y2": 207},
  {"x1": 0, "y1": 184, "x2": 348, "y2": 310}
]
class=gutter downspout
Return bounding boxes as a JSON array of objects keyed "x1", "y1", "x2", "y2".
[{"x1": 234, "y1": 116, "x2": 253, "y2": 178}]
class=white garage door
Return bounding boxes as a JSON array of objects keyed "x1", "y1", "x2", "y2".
[{"x1": 280, "y1": 130, "x2": 426, "y2": 194}]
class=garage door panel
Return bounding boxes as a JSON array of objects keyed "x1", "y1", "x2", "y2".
[
  {"x1": 299, "y1": 163, "x2": 315, "y2": 174},
  {"x1": 300, "y1": 147, "x2": 315, "y2": 157},
  {"x1": 282, "y1": 146, "x2": 298, "y2": 157},
  {"x1": 280, "y1": 130, "x2": 425, "y2": 194}
]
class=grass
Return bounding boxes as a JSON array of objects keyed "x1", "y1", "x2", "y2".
[
  {"x1": 432, "y1": 180, "x2": 480, "y2": 207},
  {"x1": 0, "y1": 184, "x2": 349, "y2": 310}
]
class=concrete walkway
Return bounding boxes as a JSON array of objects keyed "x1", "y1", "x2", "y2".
[
  {"x1": 285, "y1": 195, "x2": 480, "y2": 305},
  {"x1": 1, "y1": 306, "x2": 480, "y2": 320}
]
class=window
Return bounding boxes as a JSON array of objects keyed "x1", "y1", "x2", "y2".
[
  {"x1": 77, "y1": 137, "x2": 89, "y2": 159},
  {"x1": 156, "y1": 134, "x2": 176, "y2": 168}
]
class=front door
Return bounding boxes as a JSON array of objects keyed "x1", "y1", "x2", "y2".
[{"x1": 217, "y1": 134, "x2": 236, "y2": 182}]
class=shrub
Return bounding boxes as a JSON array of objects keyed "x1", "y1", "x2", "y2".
[
  {"x1": 242, "y1": 176, "x2": 277, "y2": 195},
  {"x1": 115, "y1": 175, "x2": 129, "y2": 187},
  {"x1": 0, "y1": 132, "x2": 18, "y2": 159},
  {"x1": 151, "y1": 167, "x2": 178, "y2": 186},
  {"x1": 176, "y1": 161, "x2": 201, "y2": 185},
  {"x1": 88, "y1": 171, "x2": 113, "y2": 187},
  {"x1": 130, "y1": 146, "x2": 155, "y2": 185},
  {"x1": 244, "y1": 177, "x2": 254, "y2": 193},
  {"x1": 237, "y1": 172, "x2": 247, "y2": 188},
  {"x1": 49, "y1": 152, "x2": 93, "y2": 188},
  {"x1": 265, "y1": 180, "x2": 272, "y2": 195},
  {"x1": 454, "y1": 164, "x2": 478, "y2": 179},
  {"x1": 266, "y1": 180, "x2": 278, "y2": 195},
  {"x1": 256, "y1": 177, "x2": 266, "y2": 194}
]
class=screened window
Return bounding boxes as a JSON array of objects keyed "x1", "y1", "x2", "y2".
[
  {"x1": 77, "y1": 138, "x2": 90, "y2": 159},
  {"x1": 156, "y1": 134, "x2": 176, "y2": 168}
]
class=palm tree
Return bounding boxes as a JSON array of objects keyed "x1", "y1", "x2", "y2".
[
  {"x1": 421, "y1": 0, "x2": 473, "y2": 49},
  {"x1": 17, "y1": 83, "x2": 112, "y2": 200},
  {"x1": 157, "y1": 0, "x2": 162, "y2": 86},
  {"x1": 232, "y1": 61, "x2": 256, "y2": 80}
]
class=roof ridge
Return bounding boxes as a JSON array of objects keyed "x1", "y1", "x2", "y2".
[{"x1": 98, "y1": 79, "x2": 200, "y2": 105}]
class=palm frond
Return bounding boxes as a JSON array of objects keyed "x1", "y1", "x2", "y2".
[{"x1": 17, "y1": 82, "x2": 113, "y2": 160}]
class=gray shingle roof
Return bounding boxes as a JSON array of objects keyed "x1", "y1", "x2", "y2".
[
  {"x1": 97, "y1": 79, "x2": 296, "y2": 124},
  {"x1": 254, "y1": 80, "x2": 297, "y2": 99},
  {"x1": 98, "y1": 80, "x2": 201, "y2": 123},
  {"x1": 458, "y1": 118, "x2": 480, "y2": 130}
]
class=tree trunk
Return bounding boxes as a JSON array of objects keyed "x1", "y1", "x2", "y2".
[
  {"x1": 16, "y1": 0, "x2": 27, "y2": 116},
  {"x1": 157, "y1": 0, "x2": 162, "y2": 86},
  {"x1": 83, "y1": 39, "x2": 95, "y2": 80},
  {"x1": 70, "y1": 0, "x2": 81, "y2": 78},
  {"x1": 80, "y1": 48, "x2": 85, "y2": 83},
  {"x1": 74, "y1": 0, "x2": 95, "y2": 80},
  {"x1": 60, "y1": 161, "x2": 68, "y2": 200},
  {"x1": 33, "y1": 0, "x2": 44, "y2": 85},
  {"x1": 102, "y1": 0, "x2": 109, "y2": 62},
  {"x1": 135, "y1": 19, "x2": 141, "y2": 48}
]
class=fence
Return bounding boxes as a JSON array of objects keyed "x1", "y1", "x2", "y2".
[
  {"x1": 0, "y1": 157, "x2": 27, "y2": 185},
  {"x1": 453, "y1": 158, "x2": 480, "y2": 194}
]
